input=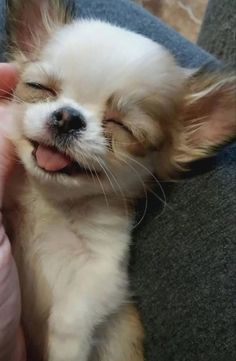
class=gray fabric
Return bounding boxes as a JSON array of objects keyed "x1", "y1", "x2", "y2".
[
  {"x1": 131, "y1": 143, "x2": 236, "y2": 361},
  {"x1": 0, "y1": 0, "x2": 218, "y2": 67},
  {"x1": 198, "y1": 0, "x2": 236, "y2": 68},
  {"x1": 0, "y1": 0, "x2": 235, "y2": 360},
  {"x1": 0, "y1": 0, "x2": 6, "y2": 61}
]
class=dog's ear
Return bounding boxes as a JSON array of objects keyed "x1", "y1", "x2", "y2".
[
  {"x1": 176, "y1": 70, "x2": 236, "y2": 163},
  {"x1": 6, "y1": 0, "x2": 74, "y2": 60},
  {"x1": 157, "y1": 70, "x2": 236, "y2": 177}
]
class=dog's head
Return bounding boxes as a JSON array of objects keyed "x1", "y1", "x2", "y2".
[{"x1": 7, "y1": 0, "x2": 236, "y2": 200}]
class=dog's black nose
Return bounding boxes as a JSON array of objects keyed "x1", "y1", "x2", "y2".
[{"x1": 51, "y1": 106, "x2": 86, "y2": 133}]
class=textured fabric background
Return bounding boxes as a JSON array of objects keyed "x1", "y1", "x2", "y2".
[
  {"x1": 0, "y1": 0, "x2": 6, "y2": 62},
  {"x1": 0, "y1": 1, "x2": 235, "y2": 360},
  {"x1": 131, "y1": 142, "x2": 236, "y2": 361},
  {"x1": 198, "y1": 0, "x2": 236, "y2": 68},
  {"x1": 0, "y1": 0, "x2": 217, "y2": 67}
]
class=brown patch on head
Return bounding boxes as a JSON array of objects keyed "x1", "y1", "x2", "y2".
[
  {"x1": 103, "y1": 95, "x2": 163, "y2": 158},
  {"x1": 121, "y1": 69, "x2": 236, "y2": 179},
  {"x1": 104, "y1": 119, "x2": 146, "y2": 157},
  {"x1": 138, "y1": 89, "x2": 184, "y2": 177},
  {"x1": 156, "y1": 70, "x2": 236, "y2": 178}
]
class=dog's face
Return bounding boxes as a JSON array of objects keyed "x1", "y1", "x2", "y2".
[
  {"x1": 11, "y1": 20, "x2": 187, "y2": 198},
  {"x1": 8, "y1": 1, "x2": 236, "y2": 199}
]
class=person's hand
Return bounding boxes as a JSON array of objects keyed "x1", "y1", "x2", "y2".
[{"x1": 0, "y1": 63, "x2": 26, "y2": 361}]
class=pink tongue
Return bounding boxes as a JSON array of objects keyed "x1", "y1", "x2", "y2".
[{"x1": 35, "y1": 144, "x2": 72, "y2": 172}]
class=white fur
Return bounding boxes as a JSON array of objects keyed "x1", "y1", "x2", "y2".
[{"x1": 7, "y1": 20, "x2": 187, "y2": 360}]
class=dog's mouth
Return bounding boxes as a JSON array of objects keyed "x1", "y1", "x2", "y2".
[{"x1": 32, "y1": 142, "x2": 99, "y2": 177}]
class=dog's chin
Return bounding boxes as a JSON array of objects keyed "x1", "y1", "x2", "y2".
[
  {"x1": 18, "y1": 139, "x2": 144, "y2": 200},
  {"x1": 19, "y1": 139, "x2": 103, "y2": 190}
]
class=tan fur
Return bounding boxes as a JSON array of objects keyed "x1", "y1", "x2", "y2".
[
  {"x1": 5, "y1": 2, "x2": 236, "y2": 360},
  {"x1": 140, "y1": 71, "x2": 236, "y2": 178},
  {"x1": 15, "y1": 81, "x2": 56, "y2": 103},
  {"x1": 93, "y1": 304, "x2": 144, "y2": 361},
  {"x1": 5, "y1": 165, "x2": 143, "y2": 361}
]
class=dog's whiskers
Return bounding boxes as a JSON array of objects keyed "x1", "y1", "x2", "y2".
[
  {"x1": 119, "y1": 151, "x2": 171, "y2": 209},
  {"x1": 0, "y1": 90, "x2": 26, "y2": 105},
  {"x1": 114, "y1": 154, "x2": 148, "y2": 229},
  {"x1": 95, "y1": 156, "x2": 131, "y2": 220},
  {"x1": 94, "y1": 156, "x2": 116, "y2": 194},
  {"x1": 82, "y1": 149, "x2": 110, "y2": 209}
]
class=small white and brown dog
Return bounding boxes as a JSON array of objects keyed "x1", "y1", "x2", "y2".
[{"x1": 3, "y1": 1, "x2": 236, "y2": 360}]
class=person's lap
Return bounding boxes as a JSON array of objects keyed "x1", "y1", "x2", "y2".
[{"x1": 0, "y1": 0, "x2": 235, "y2": 360}]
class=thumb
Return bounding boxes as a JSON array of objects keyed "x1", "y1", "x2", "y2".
[{"x1": 0, "y1": 106, "x2": 16, "y2": 203}]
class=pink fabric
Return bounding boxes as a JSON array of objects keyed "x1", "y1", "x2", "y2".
[
  {"x1": 0, "y1": 64, "x2": 26, "y2": 361},
  {"x1": 0, "y1": 229, "x2": 21, "y2": 361}
]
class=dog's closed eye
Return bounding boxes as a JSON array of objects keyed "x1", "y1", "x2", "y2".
[
  {"x1": 104, "y1": 109, "x2": 133, "y2": 133},
  {"x1": 14, "y1": 80, "x2": 57, "y2": 103},
  {"x1": 103, "y1": 109, "x2": 134, "y2": 141},
  {"x1": 25, "y1": 82, "x2": 57, "y2": 96},
  {"x1": 105, "y1": 118, "x2": 133, "y2": 136},
  {"x1": 103, "y1": 111, "x2": 147, "y2": 157}
]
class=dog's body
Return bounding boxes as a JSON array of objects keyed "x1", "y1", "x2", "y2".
[
  {"x1": 4, "y1": 1, "x2": 235, "y2": 360},
  {"x1": 5, "y1": 165, "x2": 143, "y2": 361}
]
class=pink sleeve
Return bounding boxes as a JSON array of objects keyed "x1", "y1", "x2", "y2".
[
  {"x1": 0, "y1": 222, "x2": 21, "y2": 361},
  {"x1": 0, "y1": 118, "x2": 26, "y2": 361}
]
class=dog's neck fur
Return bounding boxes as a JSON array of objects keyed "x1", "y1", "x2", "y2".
[
  {"x1": 5, "y1": 164, "x2": 134, "y2": 248},
  {"x1": 4, "y1": 165, "x2": 134, "y2": 360}
]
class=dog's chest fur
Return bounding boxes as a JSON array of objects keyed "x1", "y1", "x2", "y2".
[{"x1": 4, "y1": 167, "x2": 132, "y2": 358}]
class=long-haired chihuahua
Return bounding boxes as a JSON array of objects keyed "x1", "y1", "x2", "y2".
[{"x1": 3, "y1": 1, "x2": 235, "y2": 360}]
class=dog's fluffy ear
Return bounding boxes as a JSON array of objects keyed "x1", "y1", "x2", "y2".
[
  {"x1": 158, "y1": 70, "x2": 236, "y2": 177},
  {"x1": 6, "y1": 0, "x2": 74, "y2": 60},
  {"x1": 177, "y1": 70, "x2": 236, "y2": 162}
]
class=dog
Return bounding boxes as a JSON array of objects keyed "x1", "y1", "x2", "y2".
[{"x1": 3, "y1": 1, "x2": 235, "y2": 360}]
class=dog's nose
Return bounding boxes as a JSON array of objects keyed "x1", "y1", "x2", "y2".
[{"x1": 51, "y1": 106, "x2": 86, "y2": 133}]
